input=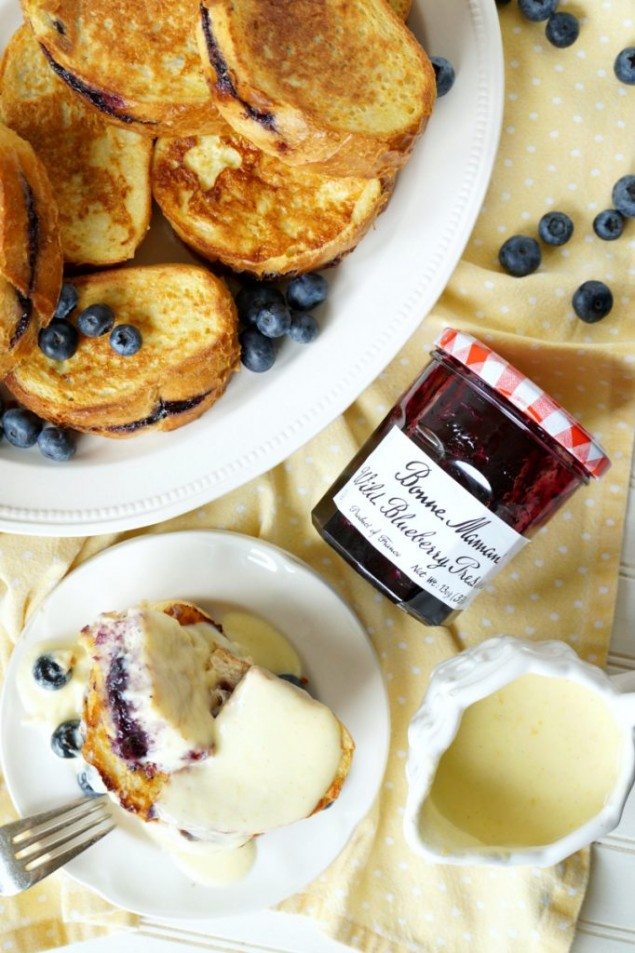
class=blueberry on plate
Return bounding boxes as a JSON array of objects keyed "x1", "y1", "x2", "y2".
[
  {"x1": 614, "y1": 47, "x2": 635, "y2": 85},
  {"x1": 286, "y1": 273, "x2": 328, "y2": 311},
  {"x1": 3, "y1": 408, "x2": 42, "y2": 448},
  {"x1": 538, "y1": 211, "x2": 574, "y2": 246},
  {"x1": 572, "y1": 281, "x2": 613, "y2": 323},
  {"x1": 518, "y1": 0, "x2": 557, "y2": 22},
  {"x1": 38, "y1": 320, "x2": 79, "y2": 361},
  {"x1": 612, "y1": 175, "x2": 635, "y2": 218},
  {"x1": 498, "y1": 235, "x2": 541, "y2": 277},
  {"x1": 546, "y1": 11, "x2": 579, "y2": 48},
  {"x1": 77, "y1": 766, "x2": 104, "y2": 797},
  {"x1": 593, "y1": 209, "x2": 625, "y2": 241},
  {"x1": 33, "y1": 653, "x2": 72, "y2": 690},
  {"x1": 279, "y1": 673, "x2": 304, "y2": 688},
  {"x1": 240, "y1": 328, "x2": 276, "y2": 372},
  {"x1": 430, "y1": 57, "x2": 456, "y2": 97},
  {"x1": 51, "y1": 719, "x2": 83, "y2": 759},
  {"x1": 288, "y1": 311, "x2": 319, "y2": 344},
  {"x1": 255, "y1": 299, "x2": 291, "y2": 338},
  {"x1": 110, "y1": 324, "x2": 142, "y2": 356},
  {"x1": 77, "y1": 303, "x2": 115, "y2": 337},
  {"x1": 38, "y1": 426, "x2": 77, "y2": 462},
  {"x1": 236, "y1": 285, "x2": 285, "y2": 325},
  {"x1": 53, "y1": 283, "x2": 79, "y2": 321}
]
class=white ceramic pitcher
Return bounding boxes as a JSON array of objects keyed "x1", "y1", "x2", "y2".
[{"x1": 404, "y1": 636, "x2": 635, "y2": 867}]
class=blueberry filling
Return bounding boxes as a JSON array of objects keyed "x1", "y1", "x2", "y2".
[
  {"x1": 10, "y1": 178, "x2": 39, "y2": 348},
  {"x1": 200, "y1": 5, "x2": 277, "y2": 130},
  {"x1": 103, "y1": 391, "x2": 212, "y2": 434},
  {"x1": 40, "y1": 45, "x2": 154, "y2": 126},
  {"x1": 105, "y1": 655, "x2": 150, "y2": 765}
]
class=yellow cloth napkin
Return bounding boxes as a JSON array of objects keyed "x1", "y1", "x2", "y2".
[{"x1": 0, "y1": 1, "x2": 634, "y2": 950}]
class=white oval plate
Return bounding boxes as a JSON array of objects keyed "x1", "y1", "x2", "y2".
[
  {"x1": 0, "y1": 1, "x2": 503, "y2": 535},
  {"x1": 0, "y1": 531, "x2": 389, "y2": 918}
]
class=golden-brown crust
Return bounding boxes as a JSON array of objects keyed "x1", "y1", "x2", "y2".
[
  {"x1": 388, "y1": 0, "x2": 412, "y2": 20},
  {"x1": 197, "y1": 0, "x2": 436, "y2": 178},
  {"x1": 22, "y1": 0, "x2": 223, "y2": 137},
  {"x1": 152, "y1": 132, "x2": 392, "y2": 277},
  {"x1": 6, "y1": 264, "x2": 240, "y2": 437},
  {"x1": 311, "y1": 722, "x2": 356, "y2": 815}
]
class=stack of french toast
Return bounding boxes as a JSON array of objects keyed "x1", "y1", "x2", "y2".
[{"x1": 0, "y1": 0, "x2": 435, "y2": 440}]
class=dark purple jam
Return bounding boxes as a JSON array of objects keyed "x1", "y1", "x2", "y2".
[
  {"x1": 313, "y1": 351, "x2": 591, "y2": 627},
  {"x1": 105, "y1": 655, "x2": 150, "y2": 766}
]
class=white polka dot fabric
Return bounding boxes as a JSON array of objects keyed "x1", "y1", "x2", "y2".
[{"x1": 0, "y1": 2, "x2": 633, "y2": 951}]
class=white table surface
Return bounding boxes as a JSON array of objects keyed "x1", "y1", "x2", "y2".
[{"x1": 48, "y1": 454, "x2": 635, "y2": 953}]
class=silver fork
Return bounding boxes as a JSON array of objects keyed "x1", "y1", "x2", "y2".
[{"x1": 0, "y1": 795, "x2": 114, "y2": 895}]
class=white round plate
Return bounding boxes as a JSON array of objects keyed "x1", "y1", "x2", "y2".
[
  {"x1": 0, "y1": 531, "x2": 389, "y2": 918},
  {"x1": 0, "y1": 2, "x2": 503, "y2": 535}
]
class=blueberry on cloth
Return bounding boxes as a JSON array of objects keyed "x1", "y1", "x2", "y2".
[
  {"x1": 545, "y1": 12, "x2": 579, "y2": 48},
  {"x1": 518, "y1": 0, "x2": 557, "y2": 22},
  {"x1": 288, "y1": 311, "x2": 319, "y2": 343},
  {"x1": 286, "y1": 274, "x2": 329, "y2": 311},
  {"x1": 498, "y1": 235, "x2": 541, "y2": 277},
  {"x1": 51, "y1": 720, "x2": 83, "y2": 759},
  {"x1": 614, "y1": 47, "x2": 635, "y2": 85},
  {"x1": 572, "y1": 281, "x2": 613, "y2": 323},
  {"x1": 430, "y1": 57, "x2": 456, "y2": 97},
  {"x1": 236, "y1": 285, "x2": 286, "y2": 325},
  {"x1": 240, "y1": 328, "x2": 276, "y2": 372},
  {"x1": 612, "y1": 175, "x2": 635, "y2": 218},
  {"x1": 53, "y1": 283, "x2": 78, "y2": 321},
  {"x1": 33, "y1": 654, "x2": 72, "y2": 690},
  {"x1": 593, "y1": 209, "x2": 625, "y2": 241},
  {"x1": 538, "y1": 211, "x2": 574, "y2": 246},
  {"x1": 38, "y1": 320, "x2": 78, "y2": 360},
  {"x1": 3, "y1": 408, "x2": 42, "y2": 448},
  {"x1": 38, "y1": 426, "x2": 77, "y2": 462},
  {"x1": 77, "y1": 303, "x2": 115, "y2": 337},
  {"x1": 110, "y1": 324, "x2": 142, "y2": 356}
]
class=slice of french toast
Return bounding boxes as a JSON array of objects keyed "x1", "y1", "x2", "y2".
[
  {"x1": 6, "y1": 264, "x2": 239, "y2": 437},
  {"x1": 21, "y1": 0, "x2": 223, "y2": 137},
  {"x1": 0, "y1": 26, "x2": 152, "y2": 266},
  {"x1": 0, "y1": 121, "x2": 62, "y2": 377},
  {"x1": 197, "y1": 0, "x2": 435, "y2": 178},
  {"x1": 389, "y1": 0, "x2": 412, "y2": 20},
  {"x1": 152, "y1": 130, "x2": 392, "y2": 278}
]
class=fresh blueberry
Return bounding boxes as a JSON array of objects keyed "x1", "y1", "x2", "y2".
[
  {"x1": 76, "y1": 303, "x2": 115, "y2": 337},
  {"x1": 593, "y1": 209, "x2": 625, "y2": 241},
  {"x1": 110, "y1": 324, "x2": 142, "y2": 356},
  {"x1": 53, "y1": 283, "x2": 79, "y2": 321},
  {"x1": 77, "y1": 766, "x2": 103, "y2": 797},
  {"x1": 38, "y1": 426, "x2": 77, "y2": 462},
  {"x1": 614, "y1": 47, "x2": 635, "y2": 85},
  {"x1": 33, "y1": 654, "x2": 72, "y2": 690},
  {"x1": 430, "y1": 57, "x2": 456, "y2": 97},
  {"x1": 240, "y1": 328, "x2": 276, "y2": 372},
  {"x1": 286, "y1": 273, "x2": 328, "y2": 311},
  {"x1": 612, "y1": 175, "x2": 635, "y2": 218},
  {"x1": 546, "y1": 12, "x2": 579, "y2": 48},
  {"x1": 38, "y1": 320, "x2": 79, "y2": 361},
  {"x1": 518, "y1": 0, "x2": 557, "y2": 22},
  {"x1": 279, "y1": 673, "x2": 304, "y2": 688},
  {"x1": 572, "y1": 281, "x2": 613, "y2": 323},
  {"x1": 255, "y1": 299, "x2": 291, "y2": 338},
  {"x1": 236, "y1": 285, "x2": 285, "y2": 325},
  {"x1": 498, "y1": 235, "x2": 541, "y2": 277},
  {"x1": 288, "y1": 311, "x2": 319, "y2": 343},
  {"x1": 51, "y1": 719, "x2": 82, "y2": 759},
  {"x1": 538, "y1": 211, "x2": 574, "y2": 246},
  {"x1": 3, "y1": 408, "x2": 42, "y2": 448}
]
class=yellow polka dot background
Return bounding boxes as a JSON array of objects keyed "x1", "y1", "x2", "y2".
[{"x1": 0, "y1": 2, "x2": 634, "y2": 952}]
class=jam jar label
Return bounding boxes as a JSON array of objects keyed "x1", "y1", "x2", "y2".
[{"x1": 333, "y1": 427, "x2": 528, "y2": 611}]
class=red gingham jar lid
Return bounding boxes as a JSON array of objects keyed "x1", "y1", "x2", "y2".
[{"x1": 435, "y1": 328, "x2": 611, "y2": 479}]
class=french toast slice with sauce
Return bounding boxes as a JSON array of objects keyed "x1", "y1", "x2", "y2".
[
  {"x1": 152, "y1": 130, "x2": 392, "y2": 278},
  {"x1": 197, "y1": 0, "x2": 435, "y2": 178},
  {"x1": 21, "y1": 0, "x2": 222, "y2": 136},
  {"x1": 6, "y1": 264, "x2": 239, "y2": 437},
  {"x1": 0, "y1": 26, "x2": 152, "y2": 267},
  {"x1": 0, "y1": 121, "x2": 62, "y2": 377}
]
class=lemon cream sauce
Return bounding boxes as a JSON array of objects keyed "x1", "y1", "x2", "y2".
[{"x1": 421, "y1": 674, "x2": 623, "y2": 852}]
